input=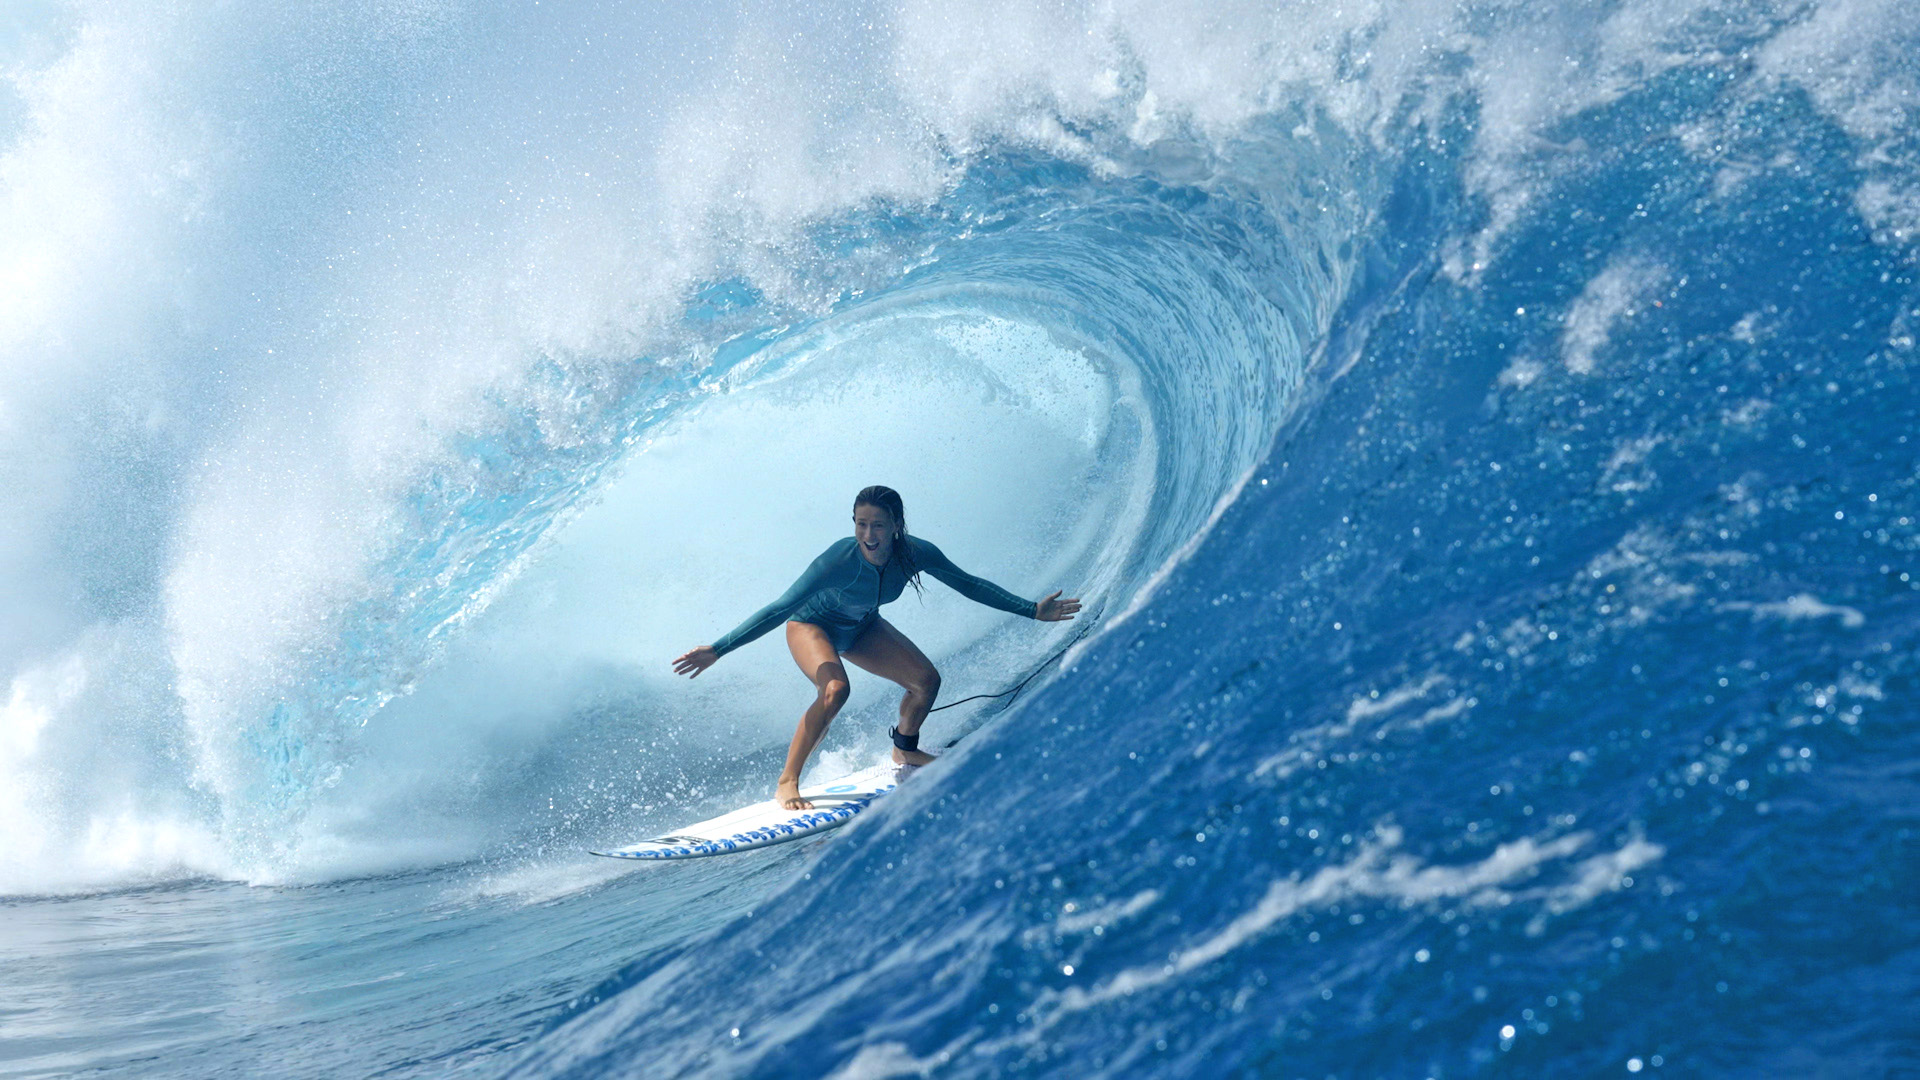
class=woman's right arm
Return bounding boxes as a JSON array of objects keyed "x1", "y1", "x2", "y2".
[{"x1": 708, "y1": 544, "x2": 841, "y2": 657}]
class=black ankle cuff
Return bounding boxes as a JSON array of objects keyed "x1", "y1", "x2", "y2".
[{"x1": 890, "y1": 726, "x2": 919, "y2": 753}]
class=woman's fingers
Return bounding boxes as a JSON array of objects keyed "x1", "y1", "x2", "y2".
[{"x1": 1035, "y1": 592, "x2": 1085, "y2": 621}]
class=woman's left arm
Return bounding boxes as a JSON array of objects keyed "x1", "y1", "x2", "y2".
[{"x1": 911, "y1": 538, "x2": 1081, "y2": 621}]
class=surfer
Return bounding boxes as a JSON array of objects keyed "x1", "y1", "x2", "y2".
[{"x1": 674, "y1": 486, "x2": 1081, "y2": 810}]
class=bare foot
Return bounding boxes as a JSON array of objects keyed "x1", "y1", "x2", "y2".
[
  {"x1": 892, "y1": 747, "x2": 935, "y2": 767},
  {"x1": 776, "y1": 778, "x2": 812, "y2": 811}
]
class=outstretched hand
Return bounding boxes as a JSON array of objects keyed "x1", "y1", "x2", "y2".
[
  {"x1": 1035, "y1": 590, "x2": 1083, "y2": 622},
  {"x1": 673, "y1": 645, "x2": 719, "y2": 678}
]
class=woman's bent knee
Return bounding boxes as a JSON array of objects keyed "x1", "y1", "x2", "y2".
[
  {"x1": 820, "y1": 679, "x2": 851, "y2": 709},
  {"x1": 914, "y1": 669, "x2": 942, "y2": 699}
]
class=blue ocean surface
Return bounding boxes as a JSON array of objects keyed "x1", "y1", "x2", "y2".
[{"x1": 1, "y1": 2, "x2": 1915, "y2": 1077}]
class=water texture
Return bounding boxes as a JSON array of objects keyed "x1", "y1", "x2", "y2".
[{"x1": 1, "y1": 1, "x2": 1915, "y2": 1077}]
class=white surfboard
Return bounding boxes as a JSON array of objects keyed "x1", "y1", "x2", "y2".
[{"x1": 589, "y1": 761, "x2": 911, "y2": 861}]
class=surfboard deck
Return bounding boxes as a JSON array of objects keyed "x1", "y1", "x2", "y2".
[{"x1": 589, "y1": 761, "x2": 912, "y2": 861}]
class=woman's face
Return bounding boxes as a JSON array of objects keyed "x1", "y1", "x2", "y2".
[{"x1": 852, "y1": 504, "x2": 898, "y2": 565}]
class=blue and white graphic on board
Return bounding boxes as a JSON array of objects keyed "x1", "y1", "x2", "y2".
[{"x1": 591, "y1": 762, "x2": 910, "y2": 861}]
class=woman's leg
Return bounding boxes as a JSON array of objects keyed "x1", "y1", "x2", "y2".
[
  {"x1": 842, "y1": 618, "x2": 941, "y2": 767},
  {"x1": 780, "y1": 621, "x2": 850, "y2": 809}
]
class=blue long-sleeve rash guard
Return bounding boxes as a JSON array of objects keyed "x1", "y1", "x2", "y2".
[{"x1": 710, "y1": 536, "x2": 1035, "y2": 657}]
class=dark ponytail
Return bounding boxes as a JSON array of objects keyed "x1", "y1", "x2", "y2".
[{"x1": 854, "y1": 485, "x2": 923, "y2": 595}]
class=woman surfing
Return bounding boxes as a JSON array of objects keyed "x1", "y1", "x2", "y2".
[{"x1": 674, "y1": 486, "x2": 1082, "y2": 810}]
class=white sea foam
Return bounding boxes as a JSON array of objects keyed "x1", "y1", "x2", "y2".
[
  {"x1": 1023, "y1": 888, "x2": 1163, "y2": 945},
  {"x1": 1254, "y1": 673, "x2": 1464, "y2": 781},
  {"x1": 1722, "y1": 594, "x2": 1867, "y2": 629},
  {"x1": 1562, "y1": 257, "x2": 1670, "y2": 375},
  {"x1": 981, "y1": 824, "x2": 1661, "y2": 1048},
  {"x1": 1759, "y1": 0, "x2": 1920, "y2": 243},
  {"x1": 1346, "y1": 674, "x2": 1449, "y2": 724}
]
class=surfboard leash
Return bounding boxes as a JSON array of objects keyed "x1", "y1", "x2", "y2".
[{"x1": 926, "y1": 606, "x2": 1104, "y2": 718}]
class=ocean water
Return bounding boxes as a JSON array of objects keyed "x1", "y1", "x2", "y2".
[{"x1": 2, "y1": 1, "x2": 1916, "y2": 1077}]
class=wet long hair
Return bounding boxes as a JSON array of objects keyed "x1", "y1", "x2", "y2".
[{"x1": 854, "y1": 485, "x2": 923, "y2": 595}]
